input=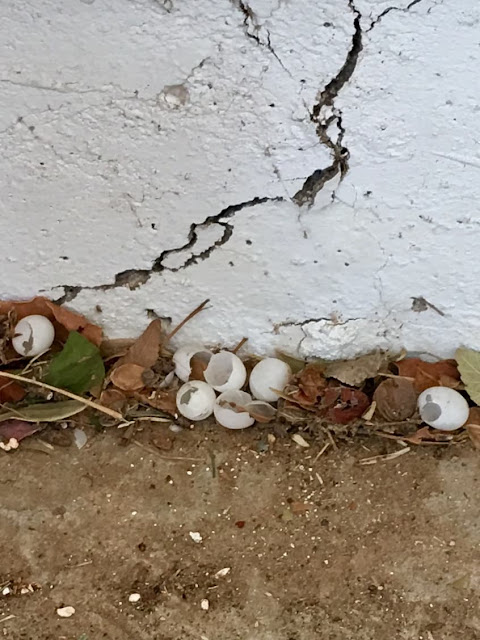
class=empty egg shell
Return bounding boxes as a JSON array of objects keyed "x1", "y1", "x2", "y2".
[
  {"x1": 249, "y1": 358, "x2": 291, "y2": 402},
  {"x1": 176, "y1": 381, "x2": 216, "y2": 421},
  {"x1": 214, "y1": 390, "x2": 255, "y2": 429},
  {"x1": 173, "y1": 344, "x2": 212, "y2": 382},
  {"x1": 12, "y1": 314, "x2": 55, "y2": 356},
  {"x1": 204, "y1": 351, "x2": 247, "y2": 392},
  {"x1": 418, "y1": 386, "x2": 469, "y2": 431}
]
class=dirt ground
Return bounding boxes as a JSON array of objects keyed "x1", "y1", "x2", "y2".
[{"x1": 0, "y1": 421, "x2": 479, "y2": 640}]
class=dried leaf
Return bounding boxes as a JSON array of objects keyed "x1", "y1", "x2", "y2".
[
  {"x1": 115, "y1": 319, "x2": 163, "y2": 369},
  {"x1": 0, "y1": 400, "x2": 86, "y2": 422},
  {"x1": 0, "y1": 419, "x2": 41, "y2": 442},
  {"x1": 290, "y1": 501, "x2": 311, "y2": 514},
  {"x1": 292, "y1": 433, "x2": 310, "y2": 448},
  {"x1": 275, "y1": 350, "x2": 306, "y2": 374},
  {"x1": 0, "y1": 297, "x2": 102, "y2": 346},
  {"x1": 464, "y1": 407, "x2": 480, "y2": 450},
  {"x1": 136, "y1": 389, "x2": 177, "y2": 416},
  {"x1": 45, "y1": 332, "x2": 105, "y2": 394},
  {"x1": 293, "y1": 364, "x2": 326, "y2": 405},
  {"x1": 0, "y1": 375, "x2": 26, "y2": 403},
  {"x1": 324, "y1": 351, "x2": 389, "y2": 386},
  {"x1": 373, "y1": 378, "x2": 418, "y2": 421},
  {"x1": 323, "y1": 387, "x2": 370, "y2": 424},
  {"x1": 245, "y1": 401, "x2": 276, "y2": 423},
  {"x1": 396, "y1": 358, "x2": 460, "y2": 393},
  {"x1": 99, "y1": 389, "x2": 127, "y2": 412},
  {"x1": 110, "y1": 363, "x2": 147, "y2": 391},
  {"x1": 100, "y1": 338, "x2": 136, "y2": 360},
  {"x1": 456, "y1": 348, "x2": 480, "y2": 404}
]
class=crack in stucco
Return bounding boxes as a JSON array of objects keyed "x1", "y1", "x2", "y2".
[
  {"x1": 293, "y1": 0, "x2": 363, "y2": 207},
  {"x1": 53, "y1": 196, "x2": 283, "y2": 304},
  {"x1": 367, "y1": 0, "x2": 425, "y2": 30},
  {"x1": 274, "y1": 315, "x2": 364, "y2": 354}
]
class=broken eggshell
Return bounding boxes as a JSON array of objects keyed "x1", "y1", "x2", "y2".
[
  {"x1": 204, "y1": 351, "x2": 247, "y2": 392},
  {"x1": 418, "y1": 386, "x2": 469, "y2": 431},
  {"x1": 249, "y1": 357, "x2": 292, "y2": 402},
  {"x1": 176, "y1": 381, "x2": 216, "y2": 421},
  {"x1": 214, "y1": 390, "x2": 255, "y2": 429},
  {"x1": 173, "y1": 344, "x2": 212, "y2": 382},
  {"x1": 12, "y1": 314, "x2": 55, "y2": 356}
]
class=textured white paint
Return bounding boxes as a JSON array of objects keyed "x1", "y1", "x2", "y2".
[{"x1": 1, "y1": 0, "x2": 479, "y2": 358}]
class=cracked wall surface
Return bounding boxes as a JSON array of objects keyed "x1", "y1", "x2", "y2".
[{"x1": 1, "y1": 0, "x2": 480, "y2": 358}]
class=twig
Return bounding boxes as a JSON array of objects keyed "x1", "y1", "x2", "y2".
[
  {"x1": 378, "y1": 372, "x2": 415, "y2": 381},
  {"x1": 359, "y1": 447, "x2": 410, "y2": 465},
  {"x1": 0, "y1": 371, "x2": 122, "y2": 420},
  {"x1": 65, "y1": 560, "x2": 93, "y2": 568},
  {"x1": 132, "y1": 440, "x2": 202, "y2": 461},
  {"x1": 315, "y1": 472, "x2": 324, "y2": 485},
  {"x1": 313, "y1": 442, "x2": 330, "y2": 463},
  {"x1": 0, "y1": 615, "x2": 15, "y2": 623},
  {"x1": 327, "y1": 430, "x2": 338, "y2": 450},
  {"x1": 231, "y1": 337, "x2": 248, "y2": 354},
  {"x1": 165, "y1": 299, "x2": 210, "y2": 343}
]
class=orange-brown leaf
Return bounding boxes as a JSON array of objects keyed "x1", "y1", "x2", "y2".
[
  {"x1": 0, "y1": 297, "x2": 102, "y2": 346},
  {"x1": 99, "y1": 389, "x2": 128, "y2": 412},
  {"x1": 0, "y1": 375, "x2": 26, "y2": 403},
  {"x1": 373, "y1": 378, "x2": 418, "y2": 421},
  {"x1": 115, "y1": 320, "x2": 163, "y2": 369},
  {"x1": 396, "y1": 358, "x2": 460, "y2": 393},
  {"x1": 137, "y1": 389, "x2": 177, "y2": 416},
  {"x1": 110, "y1": 363, "x2": 147, "y2": 391},
  {"x1": 465, "y1": 407, "x2": 480, "y2": 450},
  {"x1": 323, "y1": 387, "x2": 370, "y2": 424},
  {"x1": 293, "y1": 364, "x2": 326, "y2": 405}
]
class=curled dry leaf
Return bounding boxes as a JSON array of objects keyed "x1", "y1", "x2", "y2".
[
  {"x1": 100, "y1": 338, "x2": 136, "y2": 361},
  {"x1": 396, "y1": 358, "x2": 460, "y2": 393},
  {"x1": 136, "y1": 388, "x2": 177, "y2": 416},
  {"x1": 0, "y1": 419, "x2": 41, "y2": 443},
  {"x1": 464, "y1": 407, "x2": 480, "y2": 450},
  {"x1": 99, "y1": 389, "x2": 128, "y2": 413},
  {"x1": 110, "y1": 363, "x2": 147, "y2": 391},
  {"x1": 324, "y1": 351, "x2": 390, "y2": 386},
  {"x1": 373, "y1": 378, "x2": 418, "y2": 421},
  {"x1": 115, "y1": 319, "x2": 163, "y2": 369},
  {"x1": 322, "y1": 386, "x2": 370, "y2": 425},
  {"x1": 0, "y1": 297, "x2": 102, "y2": 346},
  {"x1": 293, "y1": 364, "x2": 326, "y2": 406},
  {"x1": 0, "y1": 375, "x2": 26, "y2": 403},
  {"x1": 245, "y1": 401, "x2": 276, "y2": 423},
  {"x1": 455, "y1": 347, "x2": 480, "y2": 404}
]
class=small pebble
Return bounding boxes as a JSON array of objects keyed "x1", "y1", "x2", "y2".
[
  {"x1": 189, "y1": 531, "x2": 203, "y2": 544},
  {"x1": 128, "y1": 593, "x2": 141, "y2": 603},
  {"x1": 57, "y1": 606, "x2": 75, "y2": 618},
  {"x1": 201, "y1": 598, "x2": 209, "y2": 611}
]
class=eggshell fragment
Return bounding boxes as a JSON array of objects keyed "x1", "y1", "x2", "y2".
[
  {"x1": 173, "y1": 345, "x2": 212, "y2": 382},
  {"x1": 204, "y1": 351, "x2": 247, "y2": 392},
  {"x1": 214, "y1": 390, "x2": 255, "y2": 429},
  {"x1": 249, "y1": 358, "x2": 291, "y2": 402},
  {"x1": 12, "y1": 314, "x2": 55, "y2": 357},
  {"x1": 418, "y1": 386, "x2": 469, "y2": 431},
  {"x1": 176, "y1": 381, "x2": 216, "y2": 421}
]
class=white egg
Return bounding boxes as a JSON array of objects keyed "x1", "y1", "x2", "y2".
[
  {"x1": 418, "y1": 386, "x2": 469, "y2": 431},
  {"x1": 204, "y1": 351, "x2": 247, "y2": 392},
  {"x1": 214, "y1": 390, "x2": 255, "y2": 429},
  {"x1": 173, "y1": 344, "x2": 212, "y2": 382},
  {"x1": 12, "y1": 314, "x2": 55, "y2": 356},
  {"x1": 249, "y1": 358, "x2": 291, "y2": 402},
  {"x1": 176, "y1": 381, "x2": 216, "y2": 421}
]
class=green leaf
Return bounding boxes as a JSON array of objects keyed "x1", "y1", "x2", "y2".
[
  {"x1": 0, "y1": 400, "x2": 86, "y2": 422},
  {"x1": 456, "y1": 347, "x2": 480, "y2": 404},
  {"x1": 45, "y1": 331, "x2": 105, "y2": 394}
]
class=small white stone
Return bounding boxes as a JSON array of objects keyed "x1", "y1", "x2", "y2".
[
  {"x1": 214, "y1": 567, "x2": 231, "y2": 579},
  {"x1": 189, "y1": 531, "x2": 203, "y2": 543},
  {"x1": 128, "y1": 593, "x2": 141, "y2": 603},
  {"x1": 57, "y1": 606, "x2": 75, "y2": 618},
  {"x1": 2, "y1": 587, "x2": 11, "y2": 596},
  {"x1": 201, "y1": 598, "x2": 209, "y2": 611}
]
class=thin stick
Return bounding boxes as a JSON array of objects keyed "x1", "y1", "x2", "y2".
[
  {"x1": 0, "y1": 371, "x2": 122, "y2": 420},
  {"x1": 313, "y1": 442, "x2": 330, "y2": 463},
  {"x1": 165, "y1": 299, "x2": 210, "y2": 343},
  {"x1": 378, "y1": 372, "x2": 415, "y2": 381},
  {"x1": 359, "y1": 447, "x2": 410, "y2": 465},
  {"x1": 232, "y1": 337, "x2": 248, "y2": 354}
]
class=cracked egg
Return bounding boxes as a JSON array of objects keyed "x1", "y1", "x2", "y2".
[
  {"x1": 12, "y1": 314, "x2": 55, "y2": 357},
  {"x1": 418, "y1": 386, "x2": 469, "y2": 431},
  {"x1": 204, "y1": 351, "x2": 247, "y2": 392},
  {"x1": 176, "y1": 381, "x2": 216, "y2": 421},
  {"x1": 249, "y1": 357, "x2": 291, "y2": 402},
  {"x1": 214, "y1": 390, "x2": 255, "y2": 429},
  {"x1": 173, "y1": 344, "x2": 212, "y2": 382}
]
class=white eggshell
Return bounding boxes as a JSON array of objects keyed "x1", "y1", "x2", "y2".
[
  {"x1": 418, "y1": 386, "x2": 469, "y2": 431},
  {"x1": 173, "y1": 344, "x2": 211, "y2": 382},
  {"x1": 204, "y1": 351, "x2": 247, "y2": 392},
  {"x1": 214, "y1": 390, "x2": 255, "y2": 429},
  {"x1": 249, "y1": 358, "x2": 292, "y2": 402},
  {"x1": 12, "y1": 315, "x2": 55, "y2": 356},
  {"x1": 176, "y1": 381, "x2": 216, "y2": 421}
]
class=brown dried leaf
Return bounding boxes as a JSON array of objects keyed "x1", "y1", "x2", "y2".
[
  {"x1": 137, "y1": 389, "x2": 177, "y2": 416},
  {"x1": 99, "y1": 389, "x2": 128, "y2": 412},
  {"x1": 115, "y1": 319, "x2": 163, "y2": 369},
  {"x1": 324, "y1": 351, "x2": 390, "y2": 386},
  {"x1": 464, "y1": 407, "x2": 480, "y2": 450},
  {"x1": 0, "y1": 297, "x2": 102, "y2": 346},
  {"x1": 373, "y1": 378, "x2": 418, "y2": 421},
  {"x1": 293, "y1": 364, "x2": 326, "y2": 405},
  {"x1": 0, "y1": 375, "x2": 26, "y2": 403},
  {"x1": 396, "y1": 358, "x2": 460, "y2": 393},
  {"x1": 323, "y1": 387, "x2": 370, "y2": 424},
  {"x1": 0, "y1": 419, "x2": 41, "y2": 443},
  {"x1": 290, "y1": 501, "x2": 311, "y2": 515},
  {"x1": 100, "y1": 338, "x2": 136, "y2": 361},
  {"x1": 110, "y1": 363, "x2": 147, "y2": 391},
  {"x1": 245, "y1": 401, "x2": 276, "y2": 423}
]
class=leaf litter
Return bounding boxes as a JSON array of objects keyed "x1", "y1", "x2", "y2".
[{"x1": 0, "y1": 295, "x2": 478, "y2": 455}]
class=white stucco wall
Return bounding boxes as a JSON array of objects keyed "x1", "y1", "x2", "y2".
[{"x1": 1, "y1": 0, "x2": 479, "y2": 358}]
